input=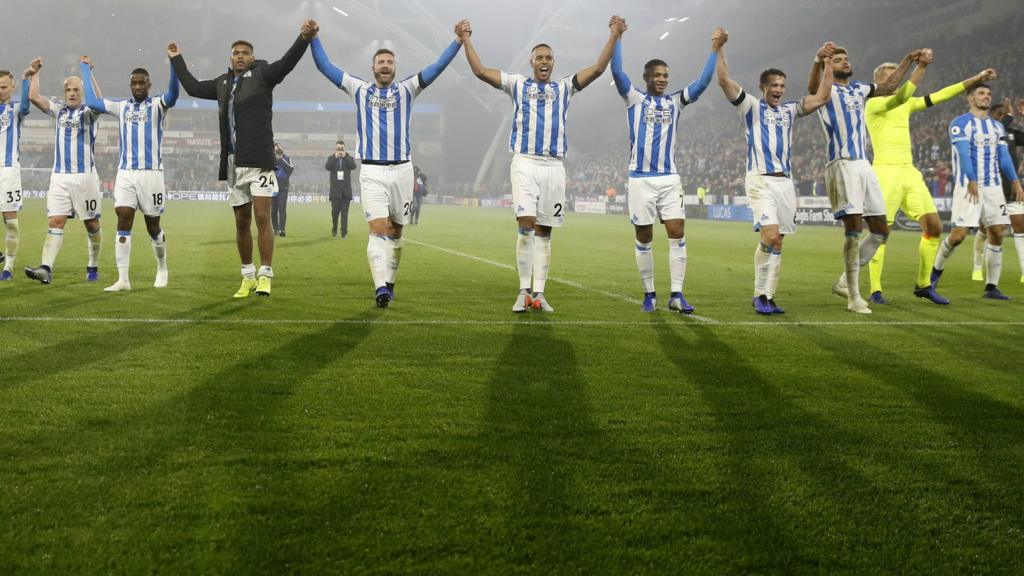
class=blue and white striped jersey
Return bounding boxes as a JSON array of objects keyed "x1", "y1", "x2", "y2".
[
  {"x1": 950, "y1": 113, "x2": 1007, "y2": 188},
  {"x1": 500, "y1": 72, "x2": 579, "y2": 159},
  {"x1": 101, "y1": 95, "x2": 172, "y2": 171},
  {"x1": 46, "y1": 99, "x2": 100, "y2": 174},
  {"x1": 340, "y1": 73, "x2": 423, "y2": 163},
  {"x1": 734, "y1": 90, "x2": 807, "y2": 176},
  {"x1": 621, "y1": 86, "x2": 688, "y2": 177},
  {"x1": 817, "y1": 82, "x2": 875, "y2": 162},
  {"x1": 0, "y1": 100, "x2": 29, "y2": 168}
]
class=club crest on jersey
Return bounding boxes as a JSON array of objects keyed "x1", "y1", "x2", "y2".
[{"x1": 526, "y1": 84, "x2": 556, "y2": 102}]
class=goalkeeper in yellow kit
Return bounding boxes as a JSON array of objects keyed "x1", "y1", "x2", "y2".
[{"x1": 865, "y1": 50, "x2": 995, "y2": 304}]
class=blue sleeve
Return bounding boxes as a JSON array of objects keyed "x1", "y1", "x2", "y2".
[
  {"x1": 999, "y1": 144, "x2": 1020, "y2": 182},
  {"x1": 311, "y1": 37, "x2": 345, "y2": 87},
  {"x1": 683, "y1": 50, "x2": 717, "y2": 104},
  {"x1": 420, "y1": 40, "x2": 461, "y2": 88},
  {"x1": 80, "y1": 62, "x2": 106, "y2": 113},
  {"x1": 162, "y1": 61, "x2": 180, "y2": 108},
  {"x1": 611, "y1": 40, "x2": 630, "y2": 96},
  {"x1": 19, "y1": 79, "x2": 30, "y2": 115},
  {"x1": 954, "y1": 140, "x2": 977, "y2": 182}
]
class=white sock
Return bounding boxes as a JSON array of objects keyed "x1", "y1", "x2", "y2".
[
  {"x1": 258, "y1": 265, "x2": 273, "y2": 278},
  {"x1": 636, "y1": 241, "x2": 654, "y2": 293},
  {"x1": 668, "y1": 237, "x2": 687, "y2": 293},
  {"x1": 87, "y1": 228, "x2": 102, "y2": 268},
  {"x1": 115, "y1": 231, "x2": 131, "y2": 283},
  {"x1": 844, "y1": 233, "x2": 860, "y2": 300},
  {"x1": 1014, "y1": 234, "x2": 1024, "y2": 277},
  {"x1": 41, "y1": 228, "x2": 64, "y2": 269},
  {"x1": 754, "y1": 242, "x2": 771, "y2": 296},
  {"x1": 986, "y1": 243, "x2": 1003, "y2": 287},
  {"x1": 516, "y1": 227, "x2": 534, "y2": 291},
  {"x1": 151, "y1": 230, "x2": 167, "y2": 269},
  {"x1": 240, "y1": 263, "x2": 256, "y2": 279},
  {"x1": 386, "y1": 235, "x2": 403, "y2": 285},
  {"x1": 367, "y1": 233, "x2": 388, "y2": 288},
  {"x1": 767, "y1": 251, "x2": 783, "y2": 300},
  {"x1": 934, "y1": 237, "x2": 957, "y2": 271},
  {"x1": 532, "y1": 235, "x2": 551, "y2": 293},
  {"x1": 972, "y1": 229, "x2": 986, "y2": 272},
  {"x1": 859, "y1": 233, "x2": 887, "y2": 266},
  {"x1": 4, "y1": 218, "x2": 18, "y2": 271}
]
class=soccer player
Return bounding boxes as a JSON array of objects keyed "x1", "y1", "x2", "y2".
[
  {"x1": 24, "y1": 58, "x2": 104, "y2": 285},
  {"x1": 169, "y1": 20, "x2": 316, "y2": 298},
  {"x1": 931, "y1": 82, "x2": 1023, "y2": 300},
  {"x1": 462, "y1": 16, "x2": 625, "y2": 313},
  {"x1": 0, "y1": 64, "x2": 32, "y2": 281},
  {"x1": 865, "y1": 52, "x2": 995, "y2": 305},
  {"x1": 807, "y1": 44, "x2": 925, "y2": 313},
  {"x1": 311, "y1": 21, "x2": 465, "y2": 309},
  {"x1": 81, "y1": 56, "x2": 178, "y2": 291},
  {"x1": 610, "y1": 24, "x2": 725, "y2": 313},
  {"x1": 716, "y1": 39, "x2": 835, "y2": 315},
  {"x1": 974, "y1": 98, "x2": 1024, "y2": 284}
]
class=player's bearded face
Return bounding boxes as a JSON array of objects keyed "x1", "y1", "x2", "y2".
[
  {"x1": 970, "y1": 89, "x2": 992, "y2": 110},
  {"x1": 531, "y1": 49, "x2": 554, "y2": 81},
  {"x1": 373, "y1": 55, "x2": 395, "y2": 85},
  {"x1": 231, "y1": 46, "x2": 254, "y2": 73},
  {"x1": 832, "y1": 55, "x2": 852, "y2": 80}
]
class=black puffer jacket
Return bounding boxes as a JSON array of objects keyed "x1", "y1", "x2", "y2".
[{"x1": 171, "y1": 36, "x2": 309, "y2": 180}]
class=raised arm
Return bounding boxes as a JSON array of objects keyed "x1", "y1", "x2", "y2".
[
  {"x1": 162, "y1": 60, "x2": 180, "y2": 108},
  {"x1": 683, "y1": 28, "x2": 724, "y2": 103},
  {"x1": 800, "y1": 55, "x2": 834, "y2": 113},
  {"x1": 167, "y1": 43, "x2": 219, "y2": 101},
  {"x1": 263, "y1": 20, "x2": 316, "y2": 87},
  {"x1": 80, "y1": 58, "x2": 107, "y2": 113},
  {"x1": 25, "y1": 58, "x2": 49, "y2": 114},
  {"x1": 715, "y1": 40, "x2": 741, "y2": 102},
  {"x1": 610, "y1": 39, "x2": 630, "y2": 96},
  {"x1": 874, "y1": 49, "x2": 922, "y2": 97},
  {"x1": 574, "y1": 15, "x2": 626, "y2": 90},
  {"x1": 310, "y1": 36, "x2": 346, "y2": 88},
  {"x1": 807, "y1": 43, "x2": 834, "y2": 94},
  {"x1": 460, "y1": 23, "x2": 502, "y2": 89},
  {"x1": 418, "y1": 27, "x2": 463, "y2": 88},
  {"x1": 18, "y1": 70, "x2": 31, "y2": 116}
]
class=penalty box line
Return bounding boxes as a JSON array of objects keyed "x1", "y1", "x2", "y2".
[{"x1": 405, "y1": 238, "x2": 718, "y2": 324}]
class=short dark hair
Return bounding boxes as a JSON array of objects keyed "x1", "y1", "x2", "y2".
[
  {"x1": 759, "y1": 68, "x2": 787, "y2": 87},
  {"x1": 0, "y1": 70, "x2": 13, "y2": 81},
  {"x1": 130, "y1": 68, "x2": 150, "y2": 78},
  {"x1": 833, "y1": 46, "x2": 848, "y2": 56},
  {"x1": 373, "y1": 48, "x2": 395, "y2": 62},
  {"x1": 643, "y1": 59, "x2": 669, "y2": 76},
  {"x1": 968, "y1": 82, "x2": 990, "y2": 95},
  {"x1": 231, "y1": 40, "x2": 254, "y2": 53},
  {"x1": 531, "y1": 44, "x2": 553, "y2": 56},
  {"x1": 336, "y1": 140, "x2": 345, "y2": 146}
]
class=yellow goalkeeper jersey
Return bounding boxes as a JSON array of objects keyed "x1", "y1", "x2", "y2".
[{"x1": 867, "y1": 80, "x2": 967, "y2": 166}]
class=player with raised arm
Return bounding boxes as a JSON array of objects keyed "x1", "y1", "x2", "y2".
[
  {"x1": 168, "y1": 20, "x2": 316, "y2": 298},
  {"x1": 82, "y1": 55, "x2": 179, "y2": 291},
  {"x1": 311, "y1": 20, "x2": 465, "y2": 308},
  {"x1": 462, "y1": 16, "x2": 624, "y2": 313},
  {"x1": 611, "y1": 23, "x2": 725, "y2": 314},
  {"x1": 716, "y1": 39, "x2": 834, "y2": 315},
  {"x1": 24, "y1": 57, "x2": 105, "y2": 285},
  {"x1": 865, "y1": 51, "x2": 995, "y2": 305},
  {"x1": 0, "y1": 64, "x2": 33, "y2": 281},
  {"x1": 808, "y1": 43, "x2": 924, "y2": 313},
  {"x1": 931, "y1": 82, "x2": 1023, "y2": 300}
]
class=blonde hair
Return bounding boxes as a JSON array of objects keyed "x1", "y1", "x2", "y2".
[
  {"x1": 873, "y1": 62, "x2": 897, "y2": 81},
  {"x1": 63, "y1": 76, "x2": 83, "y2": 90}
]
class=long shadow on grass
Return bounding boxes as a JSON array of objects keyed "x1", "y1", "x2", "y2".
[
  {"x1": 652, "y1": 317, "x2": 923, "y2": 574},
  {"x1": 1, "y1": 311, "x2": 377, "y2": 574}
]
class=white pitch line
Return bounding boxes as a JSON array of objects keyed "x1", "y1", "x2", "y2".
[
  {"x1": 3, "y1": 316, "x2": 1024, "y2": 328},
  {"x1": 405, "y1": 238, "x2": 718, "y2": 323}
]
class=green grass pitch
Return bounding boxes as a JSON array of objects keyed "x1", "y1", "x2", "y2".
[{"x1": 2, "y1": 199, "x2": 1023, "y2": 574}]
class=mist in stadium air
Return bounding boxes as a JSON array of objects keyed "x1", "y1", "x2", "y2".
[{"x1": 4, "y1": 0, "x2": 1019, "y2": 197}]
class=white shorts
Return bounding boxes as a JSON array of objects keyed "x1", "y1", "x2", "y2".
[
  {"x1": 951, "y1": 185, "x2": 1011, "y2": 228},
  {"x1": 114, "y1": 170, "x2": 166, "y2": 217},
  {"x1": 360, "y1": 162, "x2": 415, "y2": 225},
  {"x1": 1006, "y1": 201, "x2": 1024, "y2": 217},
  {"x1": 227, "y1": 155, "x2": 278, "y2": 207},
  {"x1": 0, "y1": 167, "x2": 23, "y2": 212},
  {"x1": 47, "y1": 172, "x2": 102, "y2": 220},
  {"x1": 826, "y1": 159, "x2": 885, "y2": 219},
  {"x1": 627, "y1": 174, "x2": 685, "y2": 226},
  {"x1": 746, "y1": 173, "x2": 797, "y2": 235},
  {"x1": 510, "y1": 153, "x2": 566, "y2": 227}
]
